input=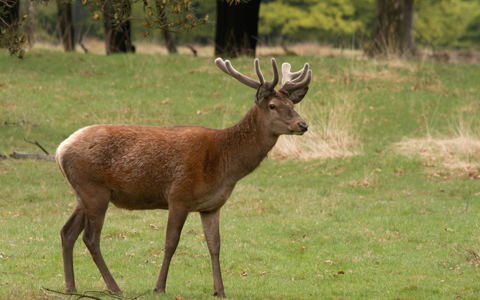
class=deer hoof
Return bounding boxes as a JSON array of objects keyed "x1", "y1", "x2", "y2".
[{"x1": 213, "y1": 291, "x2": 227, "y2": 298}]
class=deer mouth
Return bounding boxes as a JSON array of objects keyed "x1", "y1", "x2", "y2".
[
  {"x1": 290, "y1": 123, "x2": 308, "y2": 135},
  {"x1": 291, "y1": 130, "x2": 306, "y2": 135}
]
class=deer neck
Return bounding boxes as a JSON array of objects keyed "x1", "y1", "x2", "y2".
[{"x1": 219, "y1": 105, "x2": 278, "y2": 182}]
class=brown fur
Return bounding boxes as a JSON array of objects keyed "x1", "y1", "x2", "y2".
[{"x1": 56, "y1": 60, "x2": 311, "y2": 298}]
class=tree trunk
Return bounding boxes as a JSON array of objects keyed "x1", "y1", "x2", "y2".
[
  {"x1": 1, "y1": 0, "x2": 19, "y2": 28},
  {"x1": 26, "y1": 0, "x2": 35, "y2": 47},
  {"x1": 162, "y1": 29, "x2": 177, "y2": 54},
  {"x1": 367, "y1": 0, "x2": 416, "y2": 58},
  {"x1": 215, "y1": 0, "x2": 261, "y2": 58},
  {"x1": 401, "y1": 0, "x2": 416, "y2": 57},
  {"x1": 156, "y1": 6, "x2": 177, "y2": 54},
  {"x1": 58, "y1": 2, "x2": 75, "y2": 51},
  {"x1": 103, "y1": 0, "x2": 135, "y2": 55}
]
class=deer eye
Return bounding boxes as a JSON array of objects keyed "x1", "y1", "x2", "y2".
[{"x1": 269, "y1": 104, "x2": 276, "y2": 110}]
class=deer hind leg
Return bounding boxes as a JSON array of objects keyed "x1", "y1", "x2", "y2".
[
  {"x1": 154, "y1": 204, "x2": 190, "y2": 293},
  {"x1": 200, "y1": 209, "x2": 226, "y2": 298},
  {"x1": 81, "y1": 189, "x2": 122, "y2": 294},
  {"x1": 61, "y1": 203, "x2": 86, "y2": 293}
]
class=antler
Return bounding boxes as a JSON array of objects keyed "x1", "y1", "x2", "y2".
[
  {"x1": 214, "y1": 58, "x2": 279, "y2": 97},
  {"x1": 279, "y1": 62, "x2": 312, "y2": 95}
]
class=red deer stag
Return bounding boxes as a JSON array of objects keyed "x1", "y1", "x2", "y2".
[{"x1": 56, "y1": 57, "x2": 312, "y2": 297}]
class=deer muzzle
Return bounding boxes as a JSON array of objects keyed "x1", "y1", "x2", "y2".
[
  {"x1": 298, "y1": 123, "x2": 308, "y2": 132},
  {"x1": 291, "y1": 121, "x2": 308, "y2": 135}
]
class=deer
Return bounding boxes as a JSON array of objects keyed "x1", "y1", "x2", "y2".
[{"x1": 55, "y1": 57, "x2": 312, "y2": 298}]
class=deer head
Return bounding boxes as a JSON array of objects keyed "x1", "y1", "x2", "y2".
[{"x1": 214, "y1": 58, "x2": 312, "y2": 136}]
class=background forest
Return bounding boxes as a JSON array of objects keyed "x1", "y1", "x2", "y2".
[{"x1": 4, "y1": 0, "x2": 480, "y2": 56}]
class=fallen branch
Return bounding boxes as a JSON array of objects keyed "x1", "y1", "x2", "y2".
[
  {"x1": 77, "y1": 26, "x2": 91, "y2": 54},
  {"x1": 0, "y1": 118, "x2": 38, "y2": 128},
  {"x1": 9, "y1": 152, "x2": 55, "y2": 160},
  {"x1": 41, "y1": 287, "x2": 149, "y2": 299},
  {"x1": 186, "y1": 45, "x2": 197, "y2": 57},
  {"x1": 24, "y1": 138, "x2": 50, "y2": 155},
  {"x1": 42, "y1": 287, "x2": 103, "y2": 300},
  {"x1": 80, "y1": 42, "x2": 89, "y2": 54}
]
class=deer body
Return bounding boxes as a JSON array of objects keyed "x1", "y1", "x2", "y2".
[
  {"x1": 57, "y1": 58, "x2": 312, "y2": 297},
  {"x1": 58, "y1": 106, "x2": 275, "y2": 212}
]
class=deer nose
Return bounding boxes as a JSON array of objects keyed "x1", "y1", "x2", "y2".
[{"x1": 298, "y1": 123, "x2": 308, "y2": 132}]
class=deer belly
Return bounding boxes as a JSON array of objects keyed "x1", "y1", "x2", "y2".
[{"x1": 110, "y1": 189, "x2": 169, "y2": 210}]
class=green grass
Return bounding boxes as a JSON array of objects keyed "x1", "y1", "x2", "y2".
[{"x1": 1, "y1": 50, "x2": 480, "y2": 299}]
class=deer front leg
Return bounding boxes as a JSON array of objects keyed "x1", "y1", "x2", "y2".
[
  {"x1": 155, "y1": 204, "x2": 190, "y2": 293},
  {"x1": 200, "y1": 209, "x2": 226, "y2": 298}
]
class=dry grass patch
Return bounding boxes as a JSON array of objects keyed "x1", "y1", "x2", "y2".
[
  {"x1": 395, "y1": 109, "x2": 480, "y2": 172},
  {"x1": 395, "y1": 134, "x2": 480, "y2": 171},
  {"x1": 31, "y1": 39, "x2": 215, "y2": 57},
  {"x1": 257, "y1": 42, "x2": 363, "y2": 58},
  {"x1": 30, "y1": 40, "x2": 366, "y2": 58},
  {"x1": 269, "y1": 95, "x2": 362, "y2": 160}
]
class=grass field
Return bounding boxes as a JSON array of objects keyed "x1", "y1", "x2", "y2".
[{"x1": 1, "y1": 48, "x2": 480, "y2": 299}]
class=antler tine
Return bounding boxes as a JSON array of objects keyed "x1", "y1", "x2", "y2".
[
  {"x1": 214, "y1": 58, "x2": 280, "y2": 93},
  {"x1": 281, "y1": 63, "x2": 309, "y2": 86},
  {"x1": 264, "y1": 58, "x2": 279, "y2": 91},
  {"x1": 281, "y1": 63, "x2": 294, "y2": 85},
  {"x1": 214, "y1": 58, "x2": 261, "y2": 89},
  {"x1": 291, "y1": 63, "x2": 309, "y2": 83},
  {"x1": 280, "y1": 69, "x2": 312, "y2": 94},
  {"x1": 214, "y1": 58, "x2": 230, "y2": 75},
  {"x1": 254, "y1": 59, "x2": 265, "y2": 84}
]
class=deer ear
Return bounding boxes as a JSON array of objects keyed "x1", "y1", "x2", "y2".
[
  {"x1": 255, "y1": 84, "x2": 275, "y2": 105},
  {"x1": 289, "y1": 86, "x2": 309, "y2": 104}
]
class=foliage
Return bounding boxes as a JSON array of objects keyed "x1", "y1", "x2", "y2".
[
  {"x1": 132, "y1": 0, "x2": 216, "y2": 44},
  {"x1": 1, "y1": 51, "x2": 480, "y2": 299},
  {"x1": 415, "y1": 0, "x2": 480, "y2": 48},
  {"x1": 24, "y1": 1, "x2": 66, "y2": 43},
  {"x1": 259, "y1": 0, "x2": 375, "y2": 44},
  {"x1": 460, "y1": 13, "x2": 480, "y2": 47},
  {"x1": 4, "y1": 0, "x2": 480, "y2": 55},
  {"x1": 0, "y1": 0, "x2": 27, "y2": 58},
  {"x1": 257, "y1": 0, "x2": 480, "y2": 49},
  {"x1": 1, "y1": 0, "x2": 210, "y2": 57}
]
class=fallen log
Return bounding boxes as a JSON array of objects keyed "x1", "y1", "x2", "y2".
[{"x1": 9, "y1": 152, "x2": 55, "y2": 160}]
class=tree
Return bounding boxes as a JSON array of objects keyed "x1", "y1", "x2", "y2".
[
  {"x1": 25, "y1": 0, "x2": 35, "y2": 47},
  {"x1": 2, "y1": 0, "x2": 209, "y2": 57},
  {"x1": 58, "y1": 1, "x2": 74, "y2": 51},
  {"x1": 367, "y1": 0, "x2": 416, "y2": 58},
  {"x1": 157, "y1": 6, "x2": 177, "y2": 54},
  {"x1": 100, "y1": 0, "x2": 210, "y2": 55},
  {"x1": 259, "y1": 0, "x2": 368, "y2": 45},
  {"x1": 1, "y1": 0, "x2": 18, "y2": 27},
  {"x1": 215, "y1": 0, "x2": 261, "y2": 57},
  {"x1": 102, "y1": 0, "x2": 134, "y2": 54},
  {"x1": 1, "y1": 0, "x2": 26, "y2": 57},
  {"x1": 415, "y1": 0, "x2": 480, "y2": 49}
]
